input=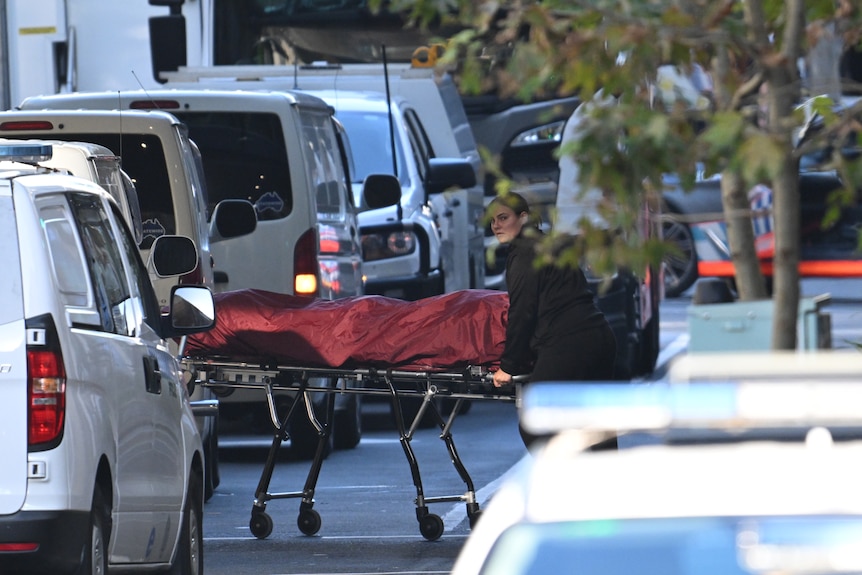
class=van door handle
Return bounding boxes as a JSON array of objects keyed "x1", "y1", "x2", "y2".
[{"x1": 143, "y1": 355, "x2": 162, "y2": 394}]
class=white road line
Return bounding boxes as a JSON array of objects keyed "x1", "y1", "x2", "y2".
[{"x1": 656, "y1": 333, "x2": 689, "y2": 371}]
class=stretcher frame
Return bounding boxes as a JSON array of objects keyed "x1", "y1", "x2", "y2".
[{"x1": 183, "y1": 355, "x2": 520, "y2": 541}]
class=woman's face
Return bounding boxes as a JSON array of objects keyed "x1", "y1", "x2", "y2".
[{"x1": 488, "y1": 203, "x2": 525, "y2": 244}]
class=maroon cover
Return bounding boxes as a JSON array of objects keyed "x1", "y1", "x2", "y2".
[{"x1": 184, "y1": 289, "x2": 509, "y2": 370}]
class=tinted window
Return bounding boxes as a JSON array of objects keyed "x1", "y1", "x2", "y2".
[
  {"x1": 300, "y1": 109, "x2": 349, "y2": 222},
  {"x1": 31, "y1": 133, "x2": 174, "y2": 248},
  {"x1": 172, "y1": 111, "x2": 293, "y2": 222},
  {"x1": 41, "y1": 205, "x2": 90, "y2": 307},
  {"x1": 69, "y1": 193, "x2": 133, "y2": 335}
]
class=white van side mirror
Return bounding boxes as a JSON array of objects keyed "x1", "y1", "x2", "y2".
[
  {"x1": 149, "y1": 235, "x2": 198, "y2": 277},
  {"x1": 169, "y1": 285, "x2": 215, "y2": 330},
  {"x1": 161, "y1": 285, "x2": 216, "y2": 338},
  {"x1": 210, "y1": 199, "x2": 257, "y2": 242}
]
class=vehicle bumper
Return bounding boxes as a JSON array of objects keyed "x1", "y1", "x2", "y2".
[
  {"x1": 364, "y1": 270, "x2": 444, "y2": 301},
  {"x1": 0, "y1": 509, "x2": 90, "y2": 575}
]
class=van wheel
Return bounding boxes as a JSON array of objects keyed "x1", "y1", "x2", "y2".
[
  {"x1": 204, "y1": 415, "x2": 220, "y2": 502},
  {"x1": 168, "y1": 472, "x2": 204, "y2": 575},
  {"x1": 78, "y1": 485, "x2": 109, "y2": 575}
]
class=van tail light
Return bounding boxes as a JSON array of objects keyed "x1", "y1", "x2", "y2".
[
  {"x1": 294, "y1": 228, "x2": 320, "y2": 296},
  {"x1": 130, "y1": 100, "x2": 181, "y2": 110},
  {"x1": 26, "y1": 317, "x2": 66, "y2": 449}
]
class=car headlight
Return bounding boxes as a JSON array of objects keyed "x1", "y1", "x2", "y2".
[
  {"x1": 510, "y1": 120, "x2": 565, "y2": 147},
  {"x1": 362, "y1": 231, "x2": 417, "y2": 261}
]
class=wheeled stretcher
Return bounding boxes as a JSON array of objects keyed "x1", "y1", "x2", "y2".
[{"x1": 181, "y1": 288, "x2": 520, "y2": 541}]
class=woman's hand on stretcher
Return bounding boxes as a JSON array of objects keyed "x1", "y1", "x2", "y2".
[{"x1": 492, "y1": 368, "x2": 514, "y2": 388}]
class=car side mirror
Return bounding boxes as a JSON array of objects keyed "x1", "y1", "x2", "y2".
[
  {"x1": 361, "y1": 173, "x2": 401, "y2": 211},
  {"x1": 149, "y1": 235, "x2": 198, "y2": 277},
  {"x1": 426, "y1": 158, "x2": 477, "y2": 196},
  {"x1": 210, "y1": 199, "x2": 257, "y2": 242},
  {"x1": 163, "y1": 285, "x2": 216, "y2": 337}
]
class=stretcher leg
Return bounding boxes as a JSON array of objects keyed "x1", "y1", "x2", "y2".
[
  {"x1": 248, "y1": 375, "x2": 334, "y2": 539},
  {"x1": 438, "y1": 401, "x2": 482, "y2": 528},
  {"x1": 384, "y1": 375, "x2": 446, "y2": 540}
]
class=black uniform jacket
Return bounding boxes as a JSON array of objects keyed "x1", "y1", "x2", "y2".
[{"x1": 500, "y1": 232, "x2": 608, "y2": 376}]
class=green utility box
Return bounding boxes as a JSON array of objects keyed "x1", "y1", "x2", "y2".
[{"x1": 687, "y1": 293, "x2": 832, "y2": 352}]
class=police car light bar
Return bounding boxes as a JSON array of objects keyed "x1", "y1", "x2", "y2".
[
  {"x1": 520, "y1": 380, "x2": 862, "y2": 436},
  {"x1": 0, "y1": 143, "x2": 52, "y2": 163}
]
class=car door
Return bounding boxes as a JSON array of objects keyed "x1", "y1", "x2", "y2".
[
  {"x1": 67, "y1": 193, "x2": 184, "y2": 564},
  {"x1": 0, "y1": 186, "x2": 27, "y2": 516}
]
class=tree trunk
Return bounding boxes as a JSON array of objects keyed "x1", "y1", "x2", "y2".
[
  {"x1": 720, "y1": 170, "x2": 768, "y2": 300},
  {"x1": 765, "y1": 73, "x2": 802, "y2": 350}
]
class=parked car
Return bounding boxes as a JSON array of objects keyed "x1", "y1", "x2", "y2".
[
  {"x1": 307, "y1": 89, "x2": 477, "y2": 300},
  {"x1": 661, "y1": 95, "x2": 862, "y2": 297},
  {"x1": 0, "y1": 141, "x2": 216, "y2": 574},
  {"x1": 452, "y1": 378, "x2": 862, "y2": 575},
  {"x1": 552, "y1": 102, "x2": 663, "y2": 380}
]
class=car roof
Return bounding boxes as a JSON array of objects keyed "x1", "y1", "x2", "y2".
[
  {"x1": 301, "y1": 89, "x2": 407, "y2": 113},
  {"x1": 517, "y1": 436, "x2": 862, "y2": 523},
  {"x1": 0, "y1": 108, "x2": 184, "y2": 132},
  {"x1": 19, "y1": 88, "x2": 333, "y2": 113}
]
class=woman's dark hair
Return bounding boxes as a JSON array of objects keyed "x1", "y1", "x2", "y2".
[{"x1": 487, "y1": 191, "x2": 530, "y2": 215}]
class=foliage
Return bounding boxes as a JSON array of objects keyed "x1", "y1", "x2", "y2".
[{"x1": 372, "y1": 0, "x2": 862, "y2": 343}]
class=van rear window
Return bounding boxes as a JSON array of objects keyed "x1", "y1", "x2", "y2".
[
  {"x1": 172, "y1": 112, "x2": 293, "y2": 221},
  {"x1": 23, "y1": 133, "x2": 174, "y2": 248}
]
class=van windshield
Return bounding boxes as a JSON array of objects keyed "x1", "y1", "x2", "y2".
[
  {"x1": 334, "y1": 110, "x2": 404, "y2": 184},
  {"x1": 171, "y1": 111, "x2": 293, "y2": 221}
]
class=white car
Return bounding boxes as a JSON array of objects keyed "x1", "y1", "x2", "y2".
[
  {"x1": 452, "y1": 379, "x2": 862, "y2": 575},
  {"x1": 0, "y1": 142, "x2": 216, "y2": 574}
]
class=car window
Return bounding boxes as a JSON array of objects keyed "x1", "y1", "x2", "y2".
[
  {"x1": 111, "y1": 201, "x2": 163, "y2": 333},
  {"x1": 300, "y1": 108, "x2": 349, "y2": 223},
  {"x1": 33, "y1": 132, "x2": 176, "y2": 248},
  {"x1": 336, "y1": 110, "x2": 405, "y2": 184},
  {"x1": 68, "y1": 193, "x2": 134, "y2": 335},
  {"x1": 41, "y1": 204, "x2": 90, "y2": 308},
  {"x1": 402, "y1": 109, "x2": 432, "y2": 181},
  {"x1": 173, "y1": 111, "x2": 293, "y2": 222}
]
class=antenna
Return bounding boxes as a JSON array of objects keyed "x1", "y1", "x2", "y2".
[
  {"x1": 382, "y1": 45, "x2": 397, "y2": 177},
  {"x1": 131, "y1": 70, "x2": 159, "y2": 108},
  {"x1": 381, "y1": 44, "x2": 403, "y2": 220}
]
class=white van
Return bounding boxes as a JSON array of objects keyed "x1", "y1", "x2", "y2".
[
  {"x1": 160, "y1": 61, "x2": 488, "y2": 291},
  {"x1": 0, "y1": 139, "x2": 146, "y2": 245},
  {"x1": 0, "y1": 109, "x2": 219, "y2": 307},
  {"x1": 0, "y1": 109, "x2": 257, "y2": 499},
  {"x1": 18, "y1": 89, "x2": 400, "y2": 458},
  {"x1": 0, "y1": 141, "x2": 214, "y2": 574}
]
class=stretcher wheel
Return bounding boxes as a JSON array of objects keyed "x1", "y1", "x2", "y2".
[
  {"x1": 297, "y1": 508, "x2": 322, "y2": 535},
  {"x1": 419, "y1": 513, "x2": 444, "y2": 541},
  {"x1": 250, "y1": 511, "x2": 274, "y2": 539}
]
